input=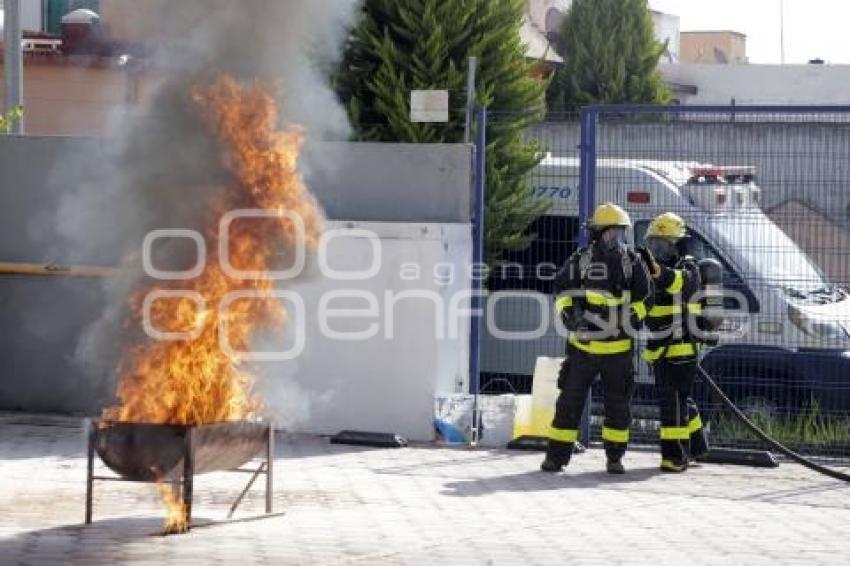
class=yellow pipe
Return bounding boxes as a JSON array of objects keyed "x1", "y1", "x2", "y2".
[{"x1": 0, "y1": 262, "x2": 119, "y2": 278}]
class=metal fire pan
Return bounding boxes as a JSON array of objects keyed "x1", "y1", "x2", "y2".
[{"x1": 94, "y1": 419, "x2": 269, "y2": 481}]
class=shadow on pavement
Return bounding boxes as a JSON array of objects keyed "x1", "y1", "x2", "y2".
[
  {"x1": 441, "y1": 466, "x2": 661, "y2": 497},
  {"x1": 739, "y1": 480, "x2": 850, "y2": 506},
  {"x1": 1, "y1": 513, "x2": 289, "y2": 565},
  {"x1": 274, "y1": 433, "x2": 383, "y2": 460},
  {"x1": 2, "y1": 517, "x2": 170, "y2": 566}
]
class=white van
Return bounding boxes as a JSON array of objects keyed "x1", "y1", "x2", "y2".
[{"x1": 481, "y1": 157, "x2": 850, "y2": 412}]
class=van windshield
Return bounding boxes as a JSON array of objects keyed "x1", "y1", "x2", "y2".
[{"x1": 712, "y1": 215, "x2": 833, "y2": 298}]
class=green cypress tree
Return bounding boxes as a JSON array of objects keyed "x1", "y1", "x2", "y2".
[
  {"x1": 547, "y1": 0, "x2": 670, "y2": 112},
  {"x1": 335, "y1": 0, "x2": 548, "y2": 266}
]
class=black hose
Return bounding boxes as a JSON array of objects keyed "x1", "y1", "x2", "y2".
[{"x1": 697, "y1": 363, "x2": 850, "y2": 483}]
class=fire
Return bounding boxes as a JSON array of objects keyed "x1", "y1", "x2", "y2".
[
  {"x1": 102, "y1": 75, "x2": 322, "y2": 532},
  {"x1": 155, "y1": 483, "x2": 189, "y2": 535}
]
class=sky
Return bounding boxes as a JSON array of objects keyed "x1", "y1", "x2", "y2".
[{"x1": 649, "y1": 0, "x2": 850, "y2": 64}]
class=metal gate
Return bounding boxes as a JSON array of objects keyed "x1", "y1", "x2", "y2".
[{"x1": 479, "y1": 105, "x2": 850, "y2": 461}]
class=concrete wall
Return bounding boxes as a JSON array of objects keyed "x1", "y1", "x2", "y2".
[
  {"x1": 660, "y1": 63, "x2": 850, "y2": 104},
  {"x1": 0, "y1": 221, "x2": 472, "y2": 441},
  {"x1": 0, "y1": 137, "x2": 472, "y2": 263},
  {"x1": 0, "y1": 136, "x2": 473, "y2": 441},
  {"x1": 270, "y1": 221, "x2": 470, "y2": 440},
  {"x1": 301, "y1": 142, "x2": 472, "y2": 223}
]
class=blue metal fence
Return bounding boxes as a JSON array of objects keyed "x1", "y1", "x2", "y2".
[{"x1": 480, "y1": 105, "x2": 850, "y2": 460}]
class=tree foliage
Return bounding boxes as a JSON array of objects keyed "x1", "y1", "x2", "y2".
[
  {"x1": 336, "y1": 0, "x2": 549, "y2": 265},
  {"x1": 0, "y1": 106, "x2": 23, "y2": 134},
  {"x1": 547, "y1": 0, "x2": 670, "y2": 113}
]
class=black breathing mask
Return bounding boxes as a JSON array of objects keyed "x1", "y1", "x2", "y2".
[
  {"x1": 598, "y1": 227, "x2": 628, "y2": 254},
  {"x1": 646, "y1": 236, "x2": 678, "y2": 265}
]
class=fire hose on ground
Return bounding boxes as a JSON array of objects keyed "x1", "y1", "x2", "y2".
[{"x1": 696, "y1": 362, "x2": 850, "y2": 483}]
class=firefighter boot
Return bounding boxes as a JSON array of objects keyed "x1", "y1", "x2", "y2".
[
  {"x1": 660, "y1": 459, "x2": 688, "y2": 473},
  {"x1": 541, "y1": 440, "x2": 572, "y2": 472},
  {"x1": 686, "y1": 399, "x2": 709, "y2": 461},
  {"x1": 606, "y1": 458, "x2": 626, "y2": 474}
]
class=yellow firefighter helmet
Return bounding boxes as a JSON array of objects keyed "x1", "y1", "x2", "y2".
[
  {"x1": 647, "y1": 212, "x2": 687, "y2": 239},
  {"x1": 590, "y1": 202, "x2": 632, "y2": 229}
]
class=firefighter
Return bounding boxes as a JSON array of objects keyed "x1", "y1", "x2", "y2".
[
  {"x1": 541, "y1": 203, "x2": 653, "y2": 475},
  {"x1": 642, "y1": 212, "x2": 710, "y2": 472}
]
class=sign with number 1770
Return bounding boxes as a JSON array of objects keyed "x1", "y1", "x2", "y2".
[{"x1": 530, "y1": 186, "x2": 574, "y2": 199}]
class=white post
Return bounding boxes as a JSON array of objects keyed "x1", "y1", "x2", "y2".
[{"x1": 463, "y1": 56, "x2": 477, "y2": 144}]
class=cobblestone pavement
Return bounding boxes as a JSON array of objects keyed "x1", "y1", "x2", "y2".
[{"x1": 1, "y1": 413, "x2": 849, "y2": 565}]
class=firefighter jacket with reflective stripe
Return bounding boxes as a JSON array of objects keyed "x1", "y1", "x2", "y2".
[
  {"x1": 644, "y1": 256, "x2": 701, "y2": 363},
  {"x1": 553, "y1": 243, "x2": 653, "y2": 355}
]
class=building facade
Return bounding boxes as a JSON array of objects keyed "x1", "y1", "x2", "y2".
[
  {"x1": 523, "y1": 0, "x2": 680, "y2": 64},
  {"x1": 680, "y1": 30, "x2": 747, "y2": 64},
  {"x1": 660, "y1": 62, "x2": 850, "y2": 105}
]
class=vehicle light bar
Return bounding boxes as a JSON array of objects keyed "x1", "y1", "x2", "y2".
[{"x1": 688, "y1": 165, "x2": 756, "y2": 185}]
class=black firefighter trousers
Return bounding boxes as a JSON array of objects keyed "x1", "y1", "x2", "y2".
[
  {"x1": 547, "y1": 345, "x2": 634, "y2": 466},
  {"x1": 653, "y1": 358, "x2": 710, "y2": 463}
]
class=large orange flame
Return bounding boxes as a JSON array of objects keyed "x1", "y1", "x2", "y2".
[{"x1": 102, "y1": 75, "x2": 321, "y2": 532}]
